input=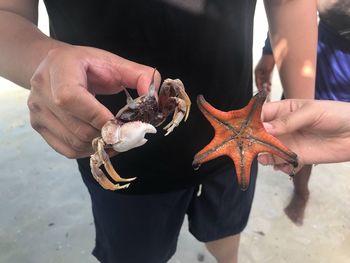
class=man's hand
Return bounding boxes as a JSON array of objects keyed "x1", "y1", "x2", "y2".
[
  {"x1": 258, "y1": 99, "x2": 350, "y2": 172},
  {"x1": 254, "y1": 53, "x2": 275, "y2": 92},
  {"x1": 27, "y1": 45, "x2": 160, "y2": 158}
]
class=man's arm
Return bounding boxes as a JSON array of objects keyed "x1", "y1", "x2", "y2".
[
  {"x1": 0, "y1": 0, "x2": 67, "y2": 88},
  {"x1": 264, "y1": 0, "x2": 318, "y2": 99},
  {"x1": 0, "y1": 0, "x2": 159, "y2": 158}
]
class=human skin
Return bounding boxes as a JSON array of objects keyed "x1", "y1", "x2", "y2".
[
  {"x1": 0, "y1": 0, "x2": 317, "y2": 161},
  {"x1": 0, "y1": 1, "x2": 160, "y2": 158},
  {"x1": 28, "y1": 46, "x2": 160, "y2": 158},
  {"x1": 254, "y1": 53, "x2": 275, "y2": 92},
  {"x1": 264, "y1": 0, "x2": 318, "y2": 100},
  {"x1": 259, "y1": 99, "x2": 350, "y2": 172},
  {"x1": 0, "y1": 0, "x2": 319, "y2": 261},
  {"x1": 260, "y1": 0, "x2": 319, "y2": 226}
]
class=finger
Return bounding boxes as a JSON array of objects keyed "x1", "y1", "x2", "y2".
[
  {"x1": 257, "y1": 153, "x2": 287, "y2": 166},
  {"x1": 46, "y1": 111, "x2": 94, "y2": 153},
  {"x1": 113, "y1": 61, "x2": 162, "y2": 96},
  {"x1": 262, "y1": 100, "x2": 316, "y2": 136},
  {"x1": 84, "y1": 48, "x2": 162, "y2": 96},
  {"x1": 258, "y1": 154, "x2": 301, "y2": 175},
  {"x1": 257, "y1": 153, "x2": 276, "y2": 166},
  {"x1": 30, "y1": 66, "x2": 101, "y2": 143},
  {"x1": 264, "y1": 82, "x2": 272, "y2": 93},
  {"x1": 261, "y1": 100, "x2": 290, "y2": 122},
  {"x1": 39, "y1": 129, "x2": 91, "y2": 159},
  {"x1": 49, "y1": 63, "x2": 115, "y2": 130},
  {"x1": 48, "y1": 106, "x2": 100, "y2": 143},
  {"x1": 273, "y1": 163, "x2": 301, "y2": 175},
  {"x1": 31, "y1": 108, "x2": 93, "y2": 157}
]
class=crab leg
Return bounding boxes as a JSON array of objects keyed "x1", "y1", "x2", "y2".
[
  {"x1": 90, "y1": 138, "x2": 136, "y2": 190},
  {"x1": 148, "y1": 68, "x2": 157, "y2": 97},
  {"x1": 95, "y1": 138, "x2": 137, "y2": 183},
  {"x1": 123, "y1": 88, "x2": 137, "y2": 107},
  {"x1": 179, "y1": 87, "x2": 191, "y2": 121},
  {"x1": 90, "y1": 153, "x2": 130, "y2": 190},
  {"x1": 164, "y1": 98, "x2": 191, "y2": 136}
]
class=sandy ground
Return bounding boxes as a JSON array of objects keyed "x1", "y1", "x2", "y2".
[
  {"x1": 1, "y1": 1, "x2": 350, "y2": 263},
  {"x1": 1, "y1": 85, "x2": 350, "y2": 263}
]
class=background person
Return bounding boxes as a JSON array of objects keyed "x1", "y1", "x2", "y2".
[{"x1": 255, "y1": 0, "x2": 350, "y2": 225}]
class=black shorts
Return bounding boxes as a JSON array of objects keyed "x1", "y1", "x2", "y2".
[{"x1": 80, "y1": 162, "x2": 257, "y2": 263}]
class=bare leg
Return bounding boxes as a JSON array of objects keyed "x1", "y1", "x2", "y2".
[
  {"x1": 205, "y1": 234, "x2": 240, "y2": 263},
  {"x1": 284, "y1": 165, "x2": 312, "y2": 226}
]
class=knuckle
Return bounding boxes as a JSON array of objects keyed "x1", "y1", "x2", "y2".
[
  {"x1": 30, "y1": 119, "x2": 45, "y2": 133},
  {"x1": 63, "y1": 121, "x2": 97, "y2": 144},
  {"x1": 47, "y1": 47, "x2": 59, "y2": 58},
  {"x1": 77, "y1": 126, "x2": 99, "y2": 142},
  {"x1": 65, "y1": 135, "x2": 89, "y2": 153},
  {"x1": 54, "y1": 140, "x2": 82, "y2": 159},
  {"x1": 27, "y1": 96, "x2": 41, "y2": 113},
  {"x1": 79, "y1": 130, "x2": 96, "y2": 143},
  {"x1": 71, "y1": 141, "x2": 85, "y2": 152},
  {"x1": 64, "y1": 135, "x2": 78, "y2": 150},
  {"x1": 276, "y1": 118, "x2": 289, "y2": 134},
  {"x1": 64, "y1": 150, "x2": 79, "y2": 159},
  {"x1": 280, "y1": 117, "x2": 290, "y2": 127},
  {"x1": 52, "y1": 85, "x2": 72, "y2": 107},
  {"x1": 30, "y1": 72, "x2": 45, "y2": 90},
  {"x1": 46, "y1": 47, "x2": 65, "y2": 62},
  {"x1": 47, "y1": 46, "x2": 66, "y2": 57}
]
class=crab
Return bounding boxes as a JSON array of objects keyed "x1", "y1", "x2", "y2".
[{"x1": 90, "y1": 71, "x2": 191, "y2": 191}]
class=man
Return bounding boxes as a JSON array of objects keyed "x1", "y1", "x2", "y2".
[{"x1": 0, "y1": 0, "x2": 317, "y2": 262}]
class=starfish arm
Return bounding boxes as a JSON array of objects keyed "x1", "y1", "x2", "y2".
[
  {"x1": 226, "y1": 140, "x2": 260, "y2": 190},
  {"x1": 192, "y1": 135, "x2": 229, "y2": 169},
  {"x1": 197, "y1": 95, "x2": 234, "y2": 126},
  {"x1": 223, "y1": 90, "x2": 267, "y2": 131},
  {"x1": 233, "y1": 89, "x2": 267, "y2": 129},
  {"x1": 228, "y1": 153, "x2": 255, "y2": 191}
]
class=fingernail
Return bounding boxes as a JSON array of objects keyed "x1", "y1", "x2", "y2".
[
  {"x1": 257, "y1": 154, "x2": 274, "y2": 166},
  {"x1": 263, "y1": 122, "x2": 274, "y2": 132}
]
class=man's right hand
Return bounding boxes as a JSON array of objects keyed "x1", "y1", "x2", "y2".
[{"x1": 28, "y1": 45, "x2": 160, "y2": 158}]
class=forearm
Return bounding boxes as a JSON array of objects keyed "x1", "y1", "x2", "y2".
[
  {"x1": 264, "y1": 0, "x2": 317, "y2": 99},
  {"x1": 0, "y1": 10, "x2": 67, "y2": 89}
]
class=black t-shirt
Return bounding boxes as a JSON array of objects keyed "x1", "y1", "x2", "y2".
[{"x1": 43, "y1": 0, "x2": 257, "y2": 193}]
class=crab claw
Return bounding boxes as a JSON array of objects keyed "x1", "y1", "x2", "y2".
[{"x1": 108, "y1": 121, "x2": 157, "y2": 152}]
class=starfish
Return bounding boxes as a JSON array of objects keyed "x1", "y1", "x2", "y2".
[{"x1": 192, "y1": 89, "x2": 298, "y2": 190}]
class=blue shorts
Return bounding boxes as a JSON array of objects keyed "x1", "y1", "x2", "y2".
[
  {"x1": 316, "y1": 20, "x2": 350, "y2": 101},
  {"x1": 79, "y1": 161, "x2": 257, "y2": 263}
]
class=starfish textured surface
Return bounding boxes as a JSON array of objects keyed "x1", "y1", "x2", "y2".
[{"x1": 193, "y1": 90, "x2": 298, "y2": 190}]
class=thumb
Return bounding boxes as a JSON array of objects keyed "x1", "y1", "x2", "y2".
[
  {"x1": 263, "y1": 105, "x2": 314, "y2": 136},
  {"x1": 133, "y1": 68, "x2": 162, "y2": 96}
]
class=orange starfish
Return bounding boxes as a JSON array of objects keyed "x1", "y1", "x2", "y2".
[{"x1": 193, "y1": 89, "x2": 298, "y2": 190}]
